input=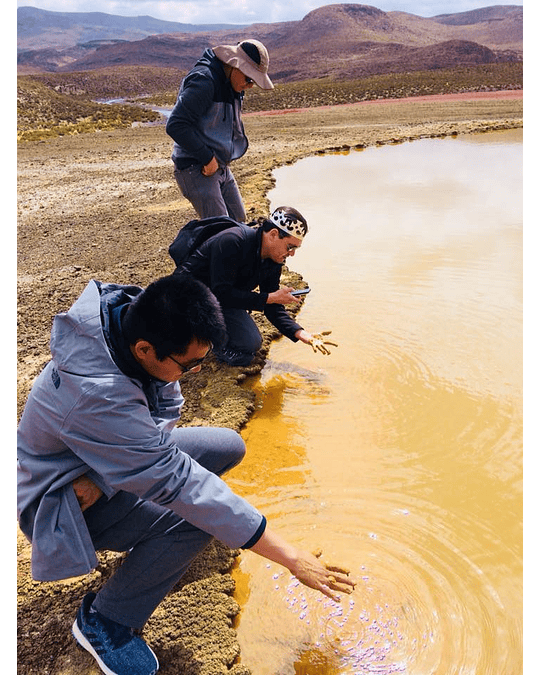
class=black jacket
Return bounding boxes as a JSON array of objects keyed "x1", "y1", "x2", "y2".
[{"x1": 178, "y1": 224, "x2": 302, "y2": 341}]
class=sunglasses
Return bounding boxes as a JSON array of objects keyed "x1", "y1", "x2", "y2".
[
  {"x1": 286, "y1": 243, "x2": 300, "y2": 252},
  {"x1": 167, "y1": 345, "x2": 212, "y2": 373}
]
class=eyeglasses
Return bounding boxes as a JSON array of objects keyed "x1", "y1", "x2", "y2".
[{"x1": 167, "y1": 345, "x2": 212, "y2": 373}]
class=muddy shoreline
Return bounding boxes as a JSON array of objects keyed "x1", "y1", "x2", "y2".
[{"x1": 17, "y1": 92, "x2": 523, "y2": 674}]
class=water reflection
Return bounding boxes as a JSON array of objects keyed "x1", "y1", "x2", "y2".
[{"x1": 227, "y1": 130, "x2": 522, "y2": 675}]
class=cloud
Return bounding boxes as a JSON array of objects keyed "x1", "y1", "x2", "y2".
[{"x1": 86, "y1": 0, "x2": 322, "y2": 24}]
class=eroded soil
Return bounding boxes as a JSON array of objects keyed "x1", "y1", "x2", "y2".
[{"x1": 16, "y1": 92, "x2": 523, "y2": 674}]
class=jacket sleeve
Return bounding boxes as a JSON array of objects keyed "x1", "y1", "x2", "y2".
[
  {"x1": 166, "y1": 71, "x2": 216, "y2": 167},
  {"x1": 263, "y1": 306, "x2": 303, "y2": 342},
  {"x1": 59, "y1": 377, "x2": 264, "y2": 549},
  {"x1": 150, "y1": 380, "x2": 185, "y2": 436},
  {"x1": 260, "y1": 264, "x2": 303, "y2": 341},
  {"x1": 206, "y1": 232, "x2": 268, "y2": 311}
]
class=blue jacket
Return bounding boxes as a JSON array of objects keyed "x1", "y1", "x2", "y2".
[
  {"x1": 166, "y1": 48, "x2": 248, "y2": 170},
  {"x1": 17, "y1": 280, "x2": 264, "y2": 581},
  {"x1": 179, "y1": 223, "x2": 303, "y2": 341}
]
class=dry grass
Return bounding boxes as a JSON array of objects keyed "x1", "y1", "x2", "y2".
[
  {"x1": 17, "y1": 62, "x2": 522, "y2": 142},
  {"x1": 241, "y1": 63, "x2": 523, "y2": 112},
  {"x1": 17, "y1": 75, "x2": 161, "y2": 141}
]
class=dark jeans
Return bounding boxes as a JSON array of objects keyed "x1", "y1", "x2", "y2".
[
  {"x1": 83, "y1": 426, "x2": 246, "y2": 629},
  {"x1": 173, "y1": 164, "x2": 246, "y2": 222},
  {"x1": 213, "y1": 308, "x2": 263, "y2": 366}
]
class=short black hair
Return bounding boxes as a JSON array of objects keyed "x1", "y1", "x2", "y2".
[
  {"x1": 122, "y1": 274, "x2": 226, "y2": 360},
  {"x1": 261, "y1": 220, "x2": 290, "y2": 238}
]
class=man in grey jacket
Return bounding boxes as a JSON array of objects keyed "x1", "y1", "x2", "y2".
[
  {"x1": 17, "y1": 274, "x2": 354, "y2": 675},
  {"x1": 166, "y1": 39, "x2": 273, "y2": 222}
]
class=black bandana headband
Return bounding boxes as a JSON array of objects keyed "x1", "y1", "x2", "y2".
[{"x1": 270, "y1": 208, "x2": 308, "y2": 240}]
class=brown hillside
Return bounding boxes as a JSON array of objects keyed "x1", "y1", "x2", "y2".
[
  {"x1": 18, "y1": 3, "x2": 522, "y2": 78},
  {"x1": 52, "y1": 36, "x2": 518, "y2": 83}
]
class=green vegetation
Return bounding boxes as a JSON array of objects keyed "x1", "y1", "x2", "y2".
[{"x1": 17, "y1": 62, "x2": 522, "y2": 142}]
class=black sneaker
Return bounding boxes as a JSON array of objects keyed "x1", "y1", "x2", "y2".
[
  {"x1": 72, "y1": 593, "x2": 159, "y2": 675},
  {"x1": 213, "y1": 346, "x2": 254, "y2": 366}
]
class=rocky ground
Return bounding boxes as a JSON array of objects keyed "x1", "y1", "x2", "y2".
[{"x1": 16, "y1": 91, "x2": 522, "y2": 674}]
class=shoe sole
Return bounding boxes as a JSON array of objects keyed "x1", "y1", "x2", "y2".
[{"x1": 71, "y1": 619, "x2": 159, "y2": 675}]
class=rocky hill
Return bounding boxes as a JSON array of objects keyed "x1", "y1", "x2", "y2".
[{"x1": 18, "y1": 3, "x2": 522, "y2": 80}]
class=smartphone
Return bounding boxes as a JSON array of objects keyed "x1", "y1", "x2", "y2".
[{"x1": 290, "y1": 288, "x2": 311, "y2": 296}]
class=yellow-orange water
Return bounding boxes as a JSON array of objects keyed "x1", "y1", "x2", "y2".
[{"x1": 226, "y1": 130, "x2": 522, "y2": 675}]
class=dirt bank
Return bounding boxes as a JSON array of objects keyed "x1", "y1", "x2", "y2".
[{"x1": 16, "y1": 93, "x2": 523, "y2": 674}]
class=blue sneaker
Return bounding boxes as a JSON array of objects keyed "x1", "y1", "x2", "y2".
[{"x1": 72, "y1": 593, "x2": 159, "y2": 675}]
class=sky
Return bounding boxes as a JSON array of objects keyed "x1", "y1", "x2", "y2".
[{"x1": 16, "y1": 0, "x2": 524, "y2": 25}]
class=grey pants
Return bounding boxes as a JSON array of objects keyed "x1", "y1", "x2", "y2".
[
  {"x1": 83, "y1": 426, "x2": 246, "y2": 629},
  {"x1": 173, "y1": 164, "x2": 246, "y2": 222}
]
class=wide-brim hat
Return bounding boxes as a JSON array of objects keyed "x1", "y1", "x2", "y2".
[{"x1": 213, "y1": 40, "x2": 274, "y2": 90}]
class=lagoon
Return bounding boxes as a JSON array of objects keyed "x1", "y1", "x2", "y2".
[{"x1": 228, "y1": 130, "x2": 523, "y2": 675}]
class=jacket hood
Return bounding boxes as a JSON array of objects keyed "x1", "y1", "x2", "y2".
[
  {"x1": 196, "y1": 48, "x2": 226, "y2": 80},
  {"x1": 194, "y1": 48, "x2": 241, "y2": 102},
  {"x1": 50, "y1": 280, "x2": 140, "y2": 377}
]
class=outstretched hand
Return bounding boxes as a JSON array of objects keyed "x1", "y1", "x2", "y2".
[
  {"x1": 291, "y1": 548, "x2": 356, "y2": 602},
  {"x1": 310, "y1": 330, "x2": 338, "y2": 355},
  {"x1": 248, "y1": 529, "x2": 356, "y2": 602}
]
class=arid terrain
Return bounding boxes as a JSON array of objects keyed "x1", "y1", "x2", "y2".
[{"x1": 17, "y1": 92, "x2": 522, "y2": 674}]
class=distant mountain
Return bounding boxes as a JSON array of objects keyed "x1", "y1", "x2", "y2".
[
  {"x1": 432, "y1": 4, "x2": 522, "y2": 26},
  {"x1": 17, "y1": 6, "x2": 247, "y2": 51},
  {"x1": 17, "y1": 3, "x2": 522, "y2": 80}
]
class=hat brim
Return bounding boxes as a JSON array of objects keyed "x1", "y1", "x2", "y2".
[{"x1": 213, "y1": 45, "x2": 274, "y2": 90}]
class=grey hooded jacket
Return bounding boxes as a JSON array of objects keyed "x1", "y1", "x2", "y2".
[
  {"x1": 17, "y1": 280, "x2": 264, "y2": 581},
  {"x1": 166, "y1": 48, "x2": 248, "y2": 170}
]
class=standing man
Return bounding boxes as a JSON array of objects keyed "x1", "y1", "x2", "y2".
[
  {"x1": 171, "y1": 206, "x2": 338, "y2": 366},
  {"x1": 166, "y1": 39, "x2": 274, "y2": 222},
  {"x1": 17, "y1": 274, "x2": 354, "y2": 675}
]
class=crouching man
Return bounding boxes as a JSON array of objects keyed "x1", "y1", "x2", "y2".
[
  {"x1": 17, "y1": 273, "x2": 354, "y2": 675},
  {"x1": 172, "y1": 206, "x2": 338, "y2": 366}
]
